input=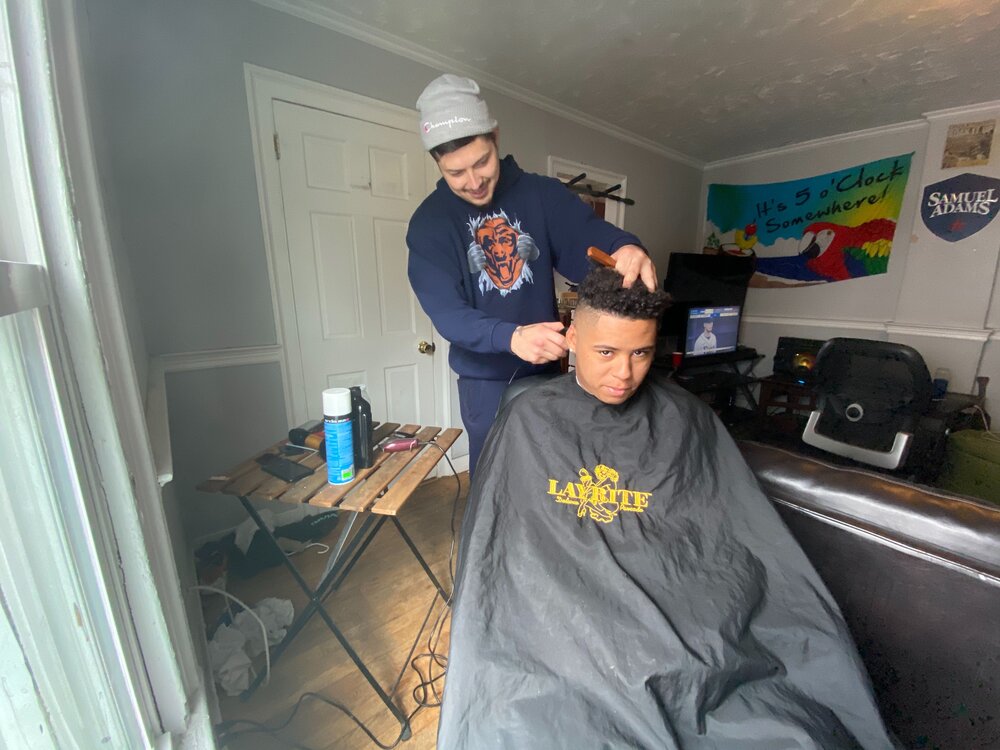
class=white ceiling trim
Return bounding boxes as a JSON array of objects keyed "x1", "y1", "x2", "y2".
[
  {"x1": 705, "y1": 119, "x2": 928, "y2": 172},
  {"x1": 250, "y1": 0, "x2": 704, "y2": 169}
]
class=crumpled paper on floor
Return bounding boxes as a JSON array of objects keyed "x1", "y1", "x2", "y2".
[
  {"x1": 207, "y1": 597, "x2": 295, "y2": 696},
  {"x1": 207, "y1": 624, "x2": 252, "y2": 696},
  {"x1": 236, "y1": 597, "x2": 294, "y2": 657}
]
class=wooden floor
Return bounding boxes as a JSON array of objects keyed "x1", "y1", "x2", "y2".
[{"x1": 203, "y1": 472, "x2": 469, "y2": 750}]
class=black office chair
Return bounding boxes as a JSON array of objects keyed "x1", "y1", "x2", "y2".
[
  {"x1": 497, "y1": 372, "x2": 561, "y2": 414},
  {"x1": 802, "y1": 338, "x2": 936, "y2": 471}
]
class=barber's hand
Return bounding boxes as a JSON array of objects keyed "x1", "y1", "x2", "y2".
[
  {"x1": 611, "y1": 244, "x2": 658, "y2": 291},
  {"x1": 510, "y1": 321, "x2": 568, "y2": 364}
]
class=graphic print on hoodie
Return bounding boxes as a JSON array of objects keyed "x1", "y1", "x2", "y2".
[{"x1": 466, "y1": 209, "x2": 540, "y2": 297}]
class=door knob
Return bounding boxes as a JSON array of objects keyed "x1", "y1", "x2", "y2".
[{"x1": 418, "y1": 340, "x2": 436, "y2": 354}]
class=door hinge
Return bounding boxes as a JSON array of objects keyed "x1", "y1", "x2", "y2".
[{"x1": 273, "y1": 133, "x2": 280, "y2": 160}]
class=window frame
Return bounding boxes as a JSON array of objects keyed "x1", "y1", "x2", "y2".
[
  {"x1": 1, "y1": 1, "x2": 211, "y2": 747},
  {"x1": 0, "y1": 261, "x2": 146, "y2": 748}
]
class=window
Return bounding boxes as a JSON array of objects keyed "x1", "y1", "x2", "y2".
[
  {"x1": 0, "y1": 4, "x2": 148, "y2": 743},
  {"x1": 0, "y1": 2, "x2": 207, "y2": 747},
  {"x1": 0, "y1": 265, "x2": 143, "y2": 748}
]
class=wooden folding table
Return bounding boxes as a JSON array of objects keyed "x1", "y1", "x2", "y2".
[{"x1": 198, "y1": 421, "x2": 462, "y2": 738}]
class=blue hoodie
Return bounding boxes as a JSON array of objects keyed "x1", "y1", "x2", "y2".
[{"x1": 407, "y1": 155, "x2": 643, "y2": 380}]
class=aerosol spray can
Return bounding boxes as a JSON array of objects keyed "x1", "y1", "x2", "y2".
[
  {"x1": 323, "y1": 388, "x2": 354, "y2": 484},
  {"x1": 350, "y1": 386, "x2": 374, "y2": 469}
]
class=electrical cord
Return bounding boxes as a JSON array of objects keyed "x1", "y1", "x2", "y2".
[
  {"x1": 396, "y1": 438, "x2": 461, "y2": 711},
  {"x1": 418, "y1": 439, "x2": 462, "y2": 588},
  {"x1": 410, "y1": 591, "x2": 451, "y2": 708},
  {"x1": 215, "y1": 584, "x2": 442, "y2": 750},
  {"x1": 215, "y1": 436, "x2": 463, "y2": 749},
  {"x1": 970, "y1": 404, "x2": 999, "y2": 440},
  {"x1": 216, "y1": 690, "x2": 418, "y2": 749}
]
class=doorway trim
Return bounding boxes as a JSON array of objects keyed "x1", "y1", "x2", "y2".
[{"x1": 244, "y1": 64, "x2": 447, "y2": 431}]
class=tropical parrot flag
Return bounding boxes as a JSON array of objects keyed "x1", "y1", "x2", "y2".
[{"x1": 706, "y1": 153, "x2": 913, "y2": 287}]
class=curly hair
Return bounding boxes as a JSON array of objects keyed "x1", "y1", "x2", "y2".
[{"x1": 576, "y1": 267, "x2": 669, "y2": 320}]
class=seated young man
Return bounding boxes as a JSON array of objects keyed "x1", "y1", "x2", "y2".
[{"x1": 438, "y1": 267, "x2": 894, "y2": 749}]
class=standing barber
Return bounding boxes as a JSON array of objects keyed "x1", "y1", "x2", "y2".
[{"x1": 406, "y1": 74, "x2": 657, "y2": 476}]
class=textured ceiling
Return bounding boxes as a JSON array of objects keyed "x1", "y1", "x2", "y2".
[{"x1": 271, "y1": 0, "x2": 1000, "y2": 163}]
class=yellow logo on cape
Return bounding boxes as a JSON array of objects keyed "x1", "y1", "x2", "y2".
[{"x1": 545, "y1": 464, "x2": 651, "y2": 524}]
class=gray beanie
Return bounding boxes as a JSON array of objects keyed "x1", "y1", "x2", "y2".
[{"x1": 417, "y1": 74, "x2": 497, "y2": 151}]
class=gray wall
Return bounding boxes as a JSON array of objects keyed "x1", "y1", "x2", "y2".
[
  {"x1": 82, "y1": 0, "x2": 696, "y2": 357},
  {"x1": 79, "y1": 0, "x2": 701, "y2": 543},
  {"x1": 165, "y1": 363, "x2": 288, "y2": 540}
]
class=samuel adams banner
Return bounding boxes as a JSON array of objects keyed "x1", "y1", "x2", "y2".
[
  {"x1": 706, "y1": 153, "x2": 913, "y2": 287},
  {"x1": 921, "y1": 173, "x2": 1000, "y2": 242}
]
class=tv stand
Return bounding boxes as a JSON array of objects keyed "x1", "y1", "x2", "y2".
[
  {"x1": 669, "y1": 347, "x2": 762, "y2": 415},
  {"x1": 676, "y1": 345, "x2": 759, "y2": 371}
]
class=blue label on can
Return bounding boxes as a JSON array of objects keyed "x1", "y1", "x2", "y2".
[{"x1": 324, "y1": 414, "x2": 354, "y2": 484}]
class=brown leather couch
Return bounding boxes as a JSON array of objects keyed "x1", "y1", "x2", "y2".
[{"x1": 740, "y1": 441, "x2": 1000, "y2": 749}]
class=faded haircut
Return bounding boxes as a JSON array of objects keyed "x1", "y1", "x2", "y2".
[{"x1": 576, "y1": 266, "x2": 669, "y2": 320}]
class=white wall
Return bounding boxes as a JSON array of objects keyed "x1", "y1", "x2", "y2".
[
  {"x1": 702, "y1": 123, "x2": 928, "y2": 325},
  {"x1": 700, "y1": 107, "x2": 1000, "y2": 416},
  {"x1": 893, "y1": 104, "x2": 1000, "y2": 410},
  {"x1": 79, "y1": 0, "x2": 701, "y2": 542},
  {"x1": 165, "y1": 362, "x2": 289, "y2": 541}
]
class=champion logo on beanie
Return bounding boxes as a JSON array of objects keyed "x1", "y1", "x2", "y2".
[
  {"x1": 423, "y1": 115, "x2": 473, "y2": 134},
  {"x1": 416, "y1": 74, "x2": 497, "y2": 151}
]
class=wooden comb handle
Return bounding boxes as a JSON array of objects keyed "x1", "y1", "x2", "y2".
[{"x1": 586, "y1": 246, "x2": 616, "y2": 268}]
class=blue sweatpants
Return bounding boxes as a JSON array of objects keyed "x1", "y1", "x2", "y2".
[
  {"x1": 458, "y1": 366, "x2": 561, "y2": 477},
  {"x1": 456, "y1": 377, "x2": 509, "y2": 478}
]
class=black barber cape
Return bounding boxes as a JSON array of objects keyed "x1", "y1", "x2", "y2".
[{"x1": 438, "y1": 374, "x2": 894, "y2": 749}]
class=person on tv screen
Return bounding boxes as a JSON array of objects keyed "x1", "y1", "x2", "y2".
[{"x1": 694, "y1": 319, "x2": 717, "y2": 354}]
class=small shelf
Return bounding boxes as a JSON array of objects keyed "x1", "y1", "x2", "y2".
[
  {"x1": 756, "y1": 375, "x2": 817, "y2": 417},
  {"x1": 676, "y1": 371, "x2": 755, "y2": 396},
  {"x1": 667, "y1": 348, "x2": 762, "y2": 419}
]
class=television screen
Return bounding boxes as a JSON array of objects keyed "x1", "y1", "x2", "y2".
[
  {"x1": 661, "y1": 253, "x2": 754, "y2": 339},
  {"x1": 684, "y1": 305, "x2": 741, "y2": 358}
]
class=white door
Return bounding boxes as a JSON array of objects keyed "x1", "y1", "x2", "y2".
[{"x1": 273, "y1": 100, "x2": 436, "y2": 426}]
